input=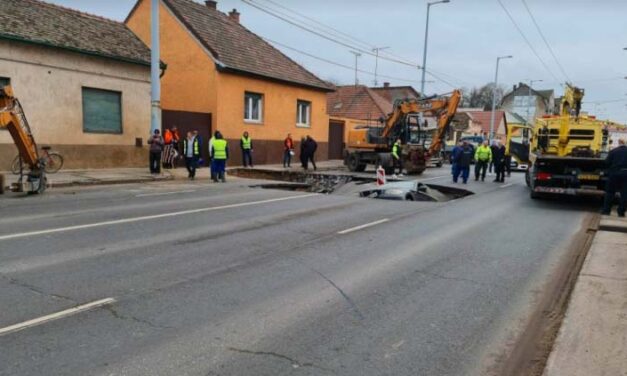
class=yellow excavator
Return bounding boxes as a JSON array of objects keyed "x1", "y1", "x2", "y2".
[
  {"x1": 344, "y1": 89, "x2": 462, "y2": 174},
  {"x1": 0, "y1": 85, "x2": 46, "y2": 194},
  {"x1": 526, "y1": 84, "x2": 609, "y2": 198}
]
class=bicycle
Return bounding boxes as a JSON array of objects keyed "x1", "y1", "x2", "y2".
[{"x1": 11, "y1": 146, "x2": 64, "y2": 174}]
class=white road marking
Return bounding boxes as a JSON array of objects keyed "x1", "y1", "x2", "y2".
[
  {"x1": 500, "y1": 183, "x2": 514, "y2": 188},
  {"x1": 0, "y1": 298, "x2": 116, "y2": 337},
  {"x1": 418, "y1": 175, "x2": 449, "y2": 182},
  {"x1": 0, "y1": 194, "x2": 318, "y2": 241},
  {"x1": 135, "y1": 189, "x2": 196, "y2": 197},
  {"x1": 338, "y1": 218, "x2": 390, "y2": 234}
]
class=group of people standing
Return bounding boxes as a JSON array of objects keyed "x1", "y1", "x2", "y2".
[
  {"x1": 148, "y1": 128, "x2": 320, "y2": 179},
  {"x1": 450, "y1": 139, "x2": 510, "y2": 184}
]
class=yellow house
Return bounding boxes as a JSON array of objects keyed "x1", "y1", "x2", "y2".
[{"x1": 126, "y1": 0, "x2": 334, "y2": 165}]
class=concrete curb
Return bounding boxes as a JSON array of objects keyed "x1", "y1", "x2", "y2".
[{"x1": 47, "y1": 175, "x2": 174, "y2": 188}]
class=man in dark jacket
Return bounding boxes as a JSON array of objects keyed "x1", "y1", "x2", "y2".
[
  {"x1": 493, "y1": 140, "x2": 507, "y2": 182},
  {"x1": 453, "y1": 141, "x2": 473, "y2": 184},
  {"x1": 182, "y1": 131, "x2": 200, "y2": 180},
  {"x1": 303, "y1": 135, "x2": 318, "y2": 170},
  {"x1": 147, "y1": 129, "x2": 164, "y2": 174},
  {"x1": 601, "y1": 138, "x2": 627, "y2": 217}
]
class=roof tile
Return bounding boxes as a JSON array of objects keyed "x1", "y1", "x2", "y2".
[
  {"x1": 0, "y1": 0, "x2": 151, "y2": 65},
  {"x1": 162, "y1": 0, "x2": 332, "y2": 91},
  {"x1": 327, "y1": 85, "x2": 393, "y2": 121}
]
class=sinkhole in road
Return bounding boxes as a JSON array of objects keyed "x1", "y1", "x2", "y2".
[{"x1": 230, "y1": 168, "x2": 473, "y2": 202}]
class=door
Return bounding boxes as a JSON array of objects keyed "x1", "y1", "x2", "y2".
[
  {"x1": 328, "y1": 121, "x2": 345, "y2": 160},
  {"x1": 162, "y1": 110, "x2": 212, "y2": 166}
]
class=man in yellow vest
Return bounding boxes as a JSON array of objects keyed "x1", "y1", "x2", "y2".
[
  {"x1": 240, "y1": 131, "x2": 253, "y2": 168},
  {"x1": 391, "y1": 138, "x2": 403, "y2": 178},
  {"x1": 211, "y1": 131, "x2": 229, "y2": 182},
  {"x1": 474, "y1": 140, "x2": 492, "y2": 182}
]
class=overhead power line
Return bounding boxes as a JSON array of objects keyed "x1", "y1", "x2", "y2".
[
  {"x1": 241, "y1": 0, "x2": 419, "y2": 68},
  {"x1": 495, "y1": 0, "x2": 560, "y2": 83},
  {"x1": 263, "y1": 37, "x2": 426, "y2": 85},
  {"x1": 520, "y1": 0, "x2": 571, "y2": 82},
  {"x1": 242, "y1": 0, "x2": 463, "y2": 89}
]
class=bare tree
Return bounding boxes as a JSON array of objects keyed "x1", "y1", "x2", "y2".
[{"x1": 461, "y1": 83, "x2": 507, "y2": 110}]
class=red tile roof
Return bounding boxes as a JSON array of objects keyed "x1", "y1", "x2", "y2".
[
  {"x1": 160, "y1": 0, "x2": 333, "y2": 91},
  {"x1": 0, "y1": 0, "x2": 151, "y2": 65},
  {"x1": 370, "y1": 86, "x2": 420, "y2": 103},
  {"x1": 327, "y1": 85, "x2": 393, "y2": 121}
]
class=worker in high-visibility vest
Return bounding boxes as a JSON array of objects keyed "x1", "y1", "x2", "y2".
[
  {"x1": 211, "y1": 131, "x2": 229, "y2": 182},
  {"x1": 182, "y1": 131, "x2": 200, "y2": 180},
  {"x1": 391, "y1": 138, "x2": 403, "y2": 178},
  {"x1": 240, "y1": 131, "x2": 253, "y2": 168}
]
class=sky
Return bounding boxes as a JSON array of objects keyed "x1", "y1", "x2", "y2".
[{"x1": 47, "y1": 0, "x2": 627, "y2": 123}]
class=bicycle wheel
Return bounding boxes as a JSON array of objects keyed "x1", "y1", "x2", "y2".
[
  {"x1": 10, "y1": 155, "x2": 22, "y2": 175},
  {"x1": 44, "y1": 152, "x2": 64, "y2": 173}
]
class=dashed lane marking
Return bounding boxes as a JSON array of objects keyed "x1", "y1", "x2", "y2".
[
  {"x1": 0, "y1": 298, "x2": 116, "y2": 337},
  {"x1": 500, "y1": 183, "x2": 514, "y2": 188},
  {"x1": 338, "y1": 218, "x2": 390, "y2": 234}
]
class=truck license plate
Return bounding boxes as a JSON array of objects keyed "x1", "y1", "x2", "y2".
[{"x1": 578, "y1": 174, "x2": 599, "y2": 181}]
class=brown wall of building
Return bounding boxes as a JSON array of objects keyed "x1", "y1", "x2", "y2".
[
  {"x1": 224, "y1": 139, "x2": 328, "y2": 167},
  {"x1": 0, "y1": 144, "x2": 148, "y2": 170}
]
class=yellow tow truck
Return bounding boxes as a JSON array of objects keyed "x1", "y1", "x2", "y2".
[{"x1": 526, "y1": 84, "x2": 609, "y2": 198}]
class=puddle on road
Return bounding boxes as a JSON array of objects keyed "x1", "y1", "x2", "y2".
[{"x1": 232, "y1": 168, "x2": 472, "y2": 202}]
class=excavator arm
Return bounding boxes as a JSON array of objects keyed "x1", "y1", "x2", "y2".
[
  {"x1": 427, "y1": 89, "x2": 462, "y2": 156},
  {"x1": 0, "y1": 85, "x2": 45, "y2": 193}
]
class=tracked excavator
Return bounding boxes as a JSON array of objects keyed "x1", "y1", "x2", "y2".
[
  {"x1": 344, "y1": 89, "x2": 462, "y2": 175},
  {"x1": 0, "y1": 85, "x2": 46, "y2": 194}
]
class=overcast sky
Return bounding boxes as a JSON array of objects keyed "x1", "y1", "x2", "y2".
[{"x1": 48, "y1": 0, "x2": 627, "y2": 122}]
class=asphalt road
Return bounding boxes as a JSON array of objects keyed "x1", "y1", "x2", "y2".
[{"x1": 0, "y1": 168, "x2": 599, "y2": 375}]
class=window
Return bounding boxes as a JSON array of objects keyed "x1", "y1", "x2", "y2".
[
  {"x1": 296, "y1": 100, "x2": 311, "y2": 127},
  {"x1": 244, "y1": 92, "x2": 263, "y2": 122},
  {"x1": 82, "y1": 87, "x2": 122, "y2": 134},
  {"x1": 0, "y1": 77, "x2": 10, "y2": 88}
]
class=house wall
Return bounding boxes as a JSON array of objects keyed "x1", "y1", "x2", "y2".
[
  {"x1": 126, "y1": 0, "x2": 330, "y2": 166},
  {"x1": 216, "y1": 72, "x2": 329, "y2": 165},
  {"x1": 0, "y1": 39, "x2": 151, "y2": 170},
  {"x1": 126, "y1": 0, "x2": 218, "y2": 115}
]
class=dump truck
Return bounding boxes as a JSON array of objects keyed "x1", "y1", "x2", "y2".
[
  {"x1": 0, "y1": 85, "x2": 46, "y2": 194},
  {"x1": 344, "y1": 89, "x2": 462, "y2": 175},
  {"x1": 526, "y1": 84, "x2": 609, "y2": 198}
]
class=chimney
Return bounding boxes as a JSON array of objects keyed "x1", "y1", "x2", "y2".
[
  {"x1": 204, "y1": 1, "x2": 217, "y2": 9},
  {"x1": 229, "y1": 8, "x2": 240, "y2": 23},
  {"x1": 383, "y1": 82, "x2": 390, "y2": 88}
]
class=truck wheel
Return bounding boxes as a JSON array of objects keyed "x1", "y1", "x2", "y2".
[
  {"x1": 530, "y1": 190, "x2": 540, "y2": 199},
  {"x1": 347, "y1": 154, "x2": 361, "y2": 172},
  {"x1": 355, "y1": 163, "x2": 367, "y2": 172},
  {"x1": 525, "y1": 168, "x2": 531, "y2": 187}
]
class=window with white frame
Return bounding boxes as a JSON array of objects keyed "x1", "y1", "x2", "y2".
[
  {"x1": 244, "y1": 92, "x2": 263, "y2": 122},
  {"x1": 296, "y1": 100, "x2": 311, "y2": 127}
]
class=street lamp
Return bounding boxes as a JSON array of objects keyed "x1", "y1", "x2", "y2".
[
  {"x1": 489, "y1": 55, "x2": 513, "y2": 140},
  {"x1": 526, "y1": 79, "x2": 543, "y2": 125},
  {"x1": 420, "y1": 0, "x2": 450, "y2": 97}
]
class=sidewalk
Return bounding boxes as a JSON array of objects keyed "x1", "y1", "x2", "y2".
[
  {"x1": 543, "y1": 214, "x2": 627, "y2": 376},
  {"x1": 1, "y1": 168, "x2": 173, "y2": 189}
]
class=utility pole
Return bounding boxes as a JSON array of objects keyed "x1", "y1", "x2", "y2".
[
  {"x1": 489, "y1": 55, "x2": 513, "y2": 141},
  {"x1": 350, "y1": 51, "x2": 361, "y2": 86},
  {"x1": 420, "y1": 0, "x2": 450, "y2": 97},
  {"x1": 372, "y1": 46, "x2": 389, "y2": 87},
  {"x1": 526, "y1": 79, "x2": 543, "y2": 125},
  {"x1": 150, "y1": 0, "x2": 161, "y2": 135}
]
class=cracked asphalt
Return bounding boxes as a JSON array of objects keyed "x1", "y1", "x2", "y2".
[{"x1": 0, "y1": 169, "x2": 598, "y2": 375}]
